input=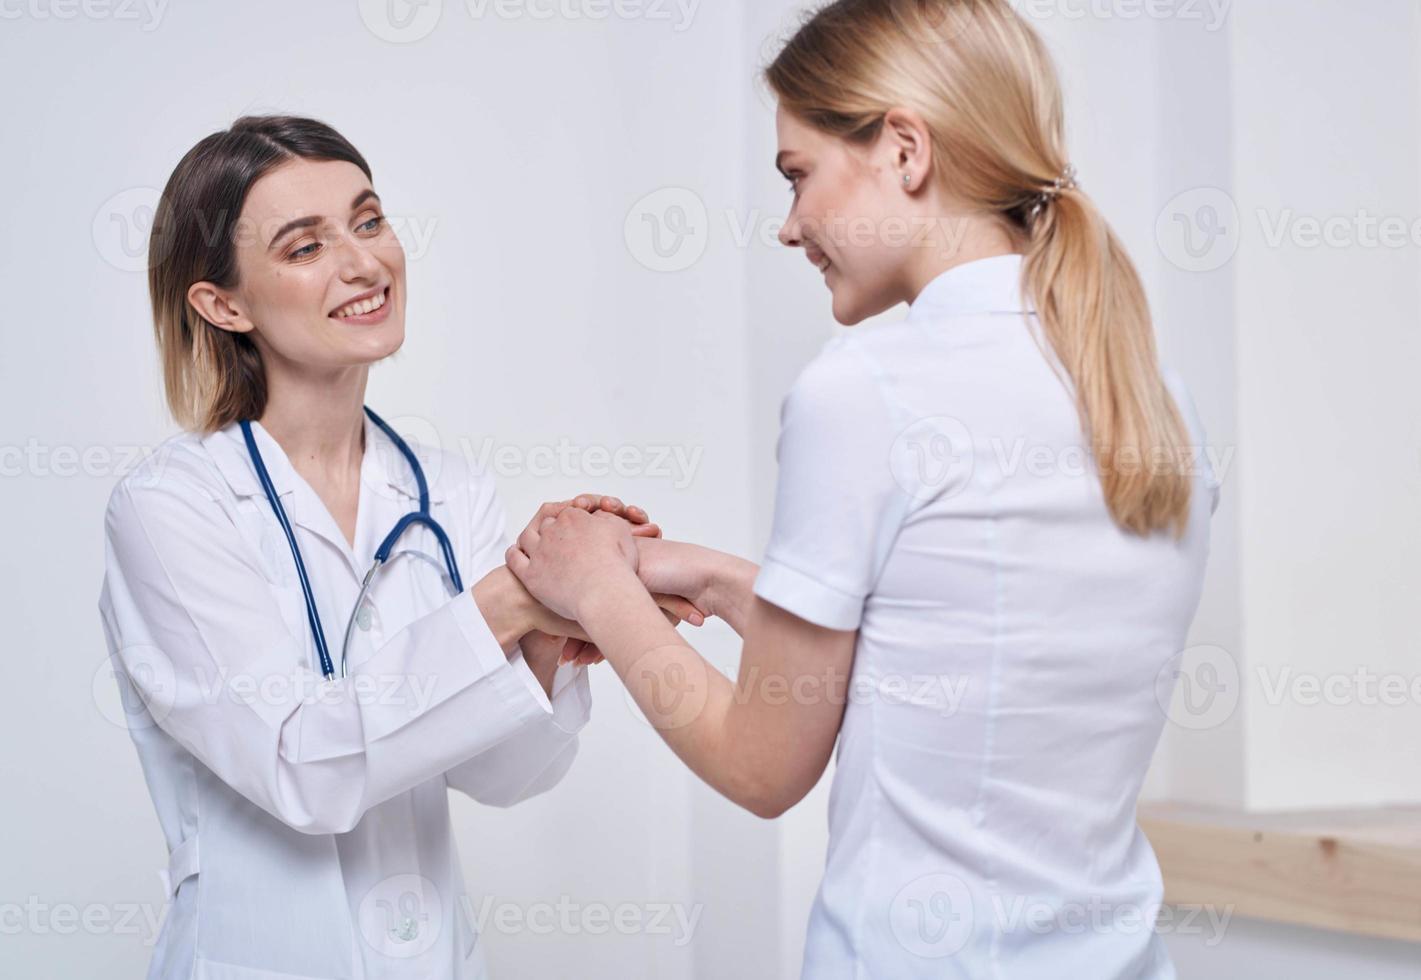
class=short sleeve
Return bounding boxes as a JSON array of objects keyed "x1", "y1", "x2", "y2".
[{"x1": 753, "y1": 339, "x2": 911, "y2": 631}]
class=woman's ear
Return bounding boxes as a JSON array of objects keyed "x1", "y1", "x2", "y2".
[
  {"x1": 186, "y1": 281, "x2": 253, "y2": 334},
  {"x1": 883, "y1": 107, "x2": 934, "y2": 192}
]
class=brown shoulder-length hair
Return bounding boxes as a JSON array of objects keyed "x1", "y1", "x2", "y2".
[{"x1": 148, "y1": 115, "x2": 372, "y2": 433}]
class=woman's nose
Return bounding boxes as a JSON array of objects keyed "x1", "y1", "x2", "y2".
[
  {"x1": 779, "y1": 217, "x2": 801, "y2": 248},
  {"x1": 335, "y1": 233, "x2": 383, "y2": 280}
]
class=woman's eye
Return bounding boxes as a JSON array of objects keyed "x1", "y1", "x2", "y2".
[
  {"x1": 289, "y1": 242, "x2": 320, "y2": 259},
  {"x1": 358, "y1": 215, "x2": 385, "y2": 234}
]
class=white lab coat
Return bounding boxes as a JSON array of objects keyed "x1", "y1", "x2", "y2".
[{"x1": 97, "y1": 412, "x2": 591, "y2": 979}]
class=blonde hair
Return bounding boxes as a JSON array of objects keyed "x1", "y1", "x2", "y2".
[
  {"x1": 148, "y1": 115, "x2": 373, "y2": 433},
  {"x1": 766, "y1": 0, "x2": 1192, "y2": 537}
]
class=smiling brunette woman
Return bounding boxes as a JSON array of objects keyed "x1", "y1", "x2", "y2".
[{"x1": 97, "y1": 115, "x2": 697, "y2": 980}]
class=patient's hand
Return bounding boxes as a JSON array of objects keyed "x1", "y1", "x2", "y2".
[{"x1": 514, "y1": 494, "x2": 700, "y2": 667}]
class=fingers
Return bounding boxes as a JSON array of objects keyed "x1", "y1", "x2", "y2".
[
  {"x1": 558, "y1": 638, "x2": 606, "y2": 667},
  {"x1": 570, "y1": 493, "x2": 654, "y2": 529},
  {"x1": 654, "y1": 593, "x2": 706, "y2": 627},
  {"x1": 629, "y1": 523, "x2": 663, "y2": 538},
  {"x1": 505, "y1": 544, "x2": 531, "y2": 580}
]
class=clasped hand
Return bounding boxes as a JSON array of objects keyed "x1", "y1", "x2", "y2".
[{"x1": 510, "y1": 494, "x2": 708, "y2": 667}]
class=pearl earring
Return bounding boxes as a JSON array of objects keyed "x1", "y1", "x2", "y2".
[{"x1": 902, "y1": 173, "x2": 912, "y2": 187}]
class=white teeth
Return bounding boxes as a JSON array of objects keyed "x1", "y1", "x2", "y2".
[{"x1": 335, "y1": 289, "x2": 387, "y2": 318}]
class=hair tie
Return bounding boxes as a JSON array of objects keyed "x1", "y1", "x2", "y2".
[{"x1": 1029, "y1": 164, "x2": 1078, "y2": 221}]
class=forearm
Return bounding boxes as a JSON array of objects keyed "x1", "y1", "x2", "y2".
[{"x1": 576, "y1": 578, "x2": 775, "y2": 813}]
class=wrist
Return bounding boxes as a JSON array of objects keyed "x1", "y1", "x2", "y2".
[
  {"x1": 705, "y1": 552, "x2": 758, "y2": 633},
  {"x1": 471, "y1": 566, "x2": 536, "y2": 655},
  {"x1": 574, "y1": 566, "x2": 649, "y2": 632}
]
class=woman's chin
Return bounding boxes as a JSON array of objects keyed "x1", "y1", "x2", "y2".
[
  {"x1": 344, "y1": 321, "x2": 406, "y2": 364},
  {"x1": 830, "y1": 289, "x2": 871, "y2": 327}
]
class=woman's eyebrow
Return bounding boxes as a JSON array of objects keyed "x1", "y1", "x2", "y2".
[
  {"x1": 267, "y1": 215, "x2": 321, "y2": 251},
  {"x1": 266, "y1": 191, "x2": 383, "y2": 250}
]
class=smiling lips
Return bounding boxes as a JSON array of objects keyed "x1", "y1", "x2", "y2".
[
  {"x1": 806, "y1": 247, "x2": 832, "y2": 275},
  {"x1": 331, "y1": 286, "x2": 390, "y2": 323}
]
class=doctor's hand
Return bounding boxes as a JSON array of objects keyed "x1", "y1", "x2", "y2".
[{"x1": 517, "y1": 494, "x2": 662, "y2": 548}]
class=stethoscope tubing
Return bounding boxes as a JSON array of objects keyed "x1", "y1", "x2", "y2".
[{"x1": 239, "y1": 406, "x2": 463, "y2": 681}]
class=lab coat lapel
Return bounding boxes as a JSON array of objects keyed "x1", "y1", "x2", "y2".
[{"x1": 203, "y1": 418, "x2": 368, "y2": 583}]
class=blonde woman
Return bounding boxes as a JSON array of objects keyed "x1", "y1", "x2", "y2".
[
  {"x1": 510, "y1": 1, "x2": 1219, "y2": 976},
  {"x1": 98, "y1": 115, "x2": 698, "y2": 979}
]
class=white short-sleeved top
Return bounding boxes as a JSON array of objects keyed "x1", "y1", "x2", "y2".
[
  {"x1": 98, "y1": 411, "x2": 591, "y2": 979},
  {"x1": 754, "y1": 253, "x2": 1218, "y2": 980}
]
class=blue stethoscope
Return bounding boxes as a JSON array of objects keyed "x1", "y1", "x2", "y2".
[{"x1": 239, "y1": 406, "x2": 464, "y2": 681}]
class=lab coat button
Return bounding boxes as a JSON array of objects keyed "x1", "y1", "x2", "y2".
[{"x1": 356, "y1": 604, "x2": 373, "y2": 631}]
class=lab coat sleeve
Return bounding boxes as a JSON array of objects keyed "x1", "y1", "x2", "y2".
[
  {"x1": 753, "y1": 337, "x2": 914, "y2": 631},
  {"x1": 441, "y1": 462, "x2": 592, "y2": 807},
  {"x1": 100, "y1": 471, "x2": 555, "y2": 836}
]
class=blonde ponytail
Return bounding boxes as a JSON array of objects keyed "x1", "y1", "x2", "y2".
[{"x1": 767, "y1": 0, "x2": 1193, "y2": 537}]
